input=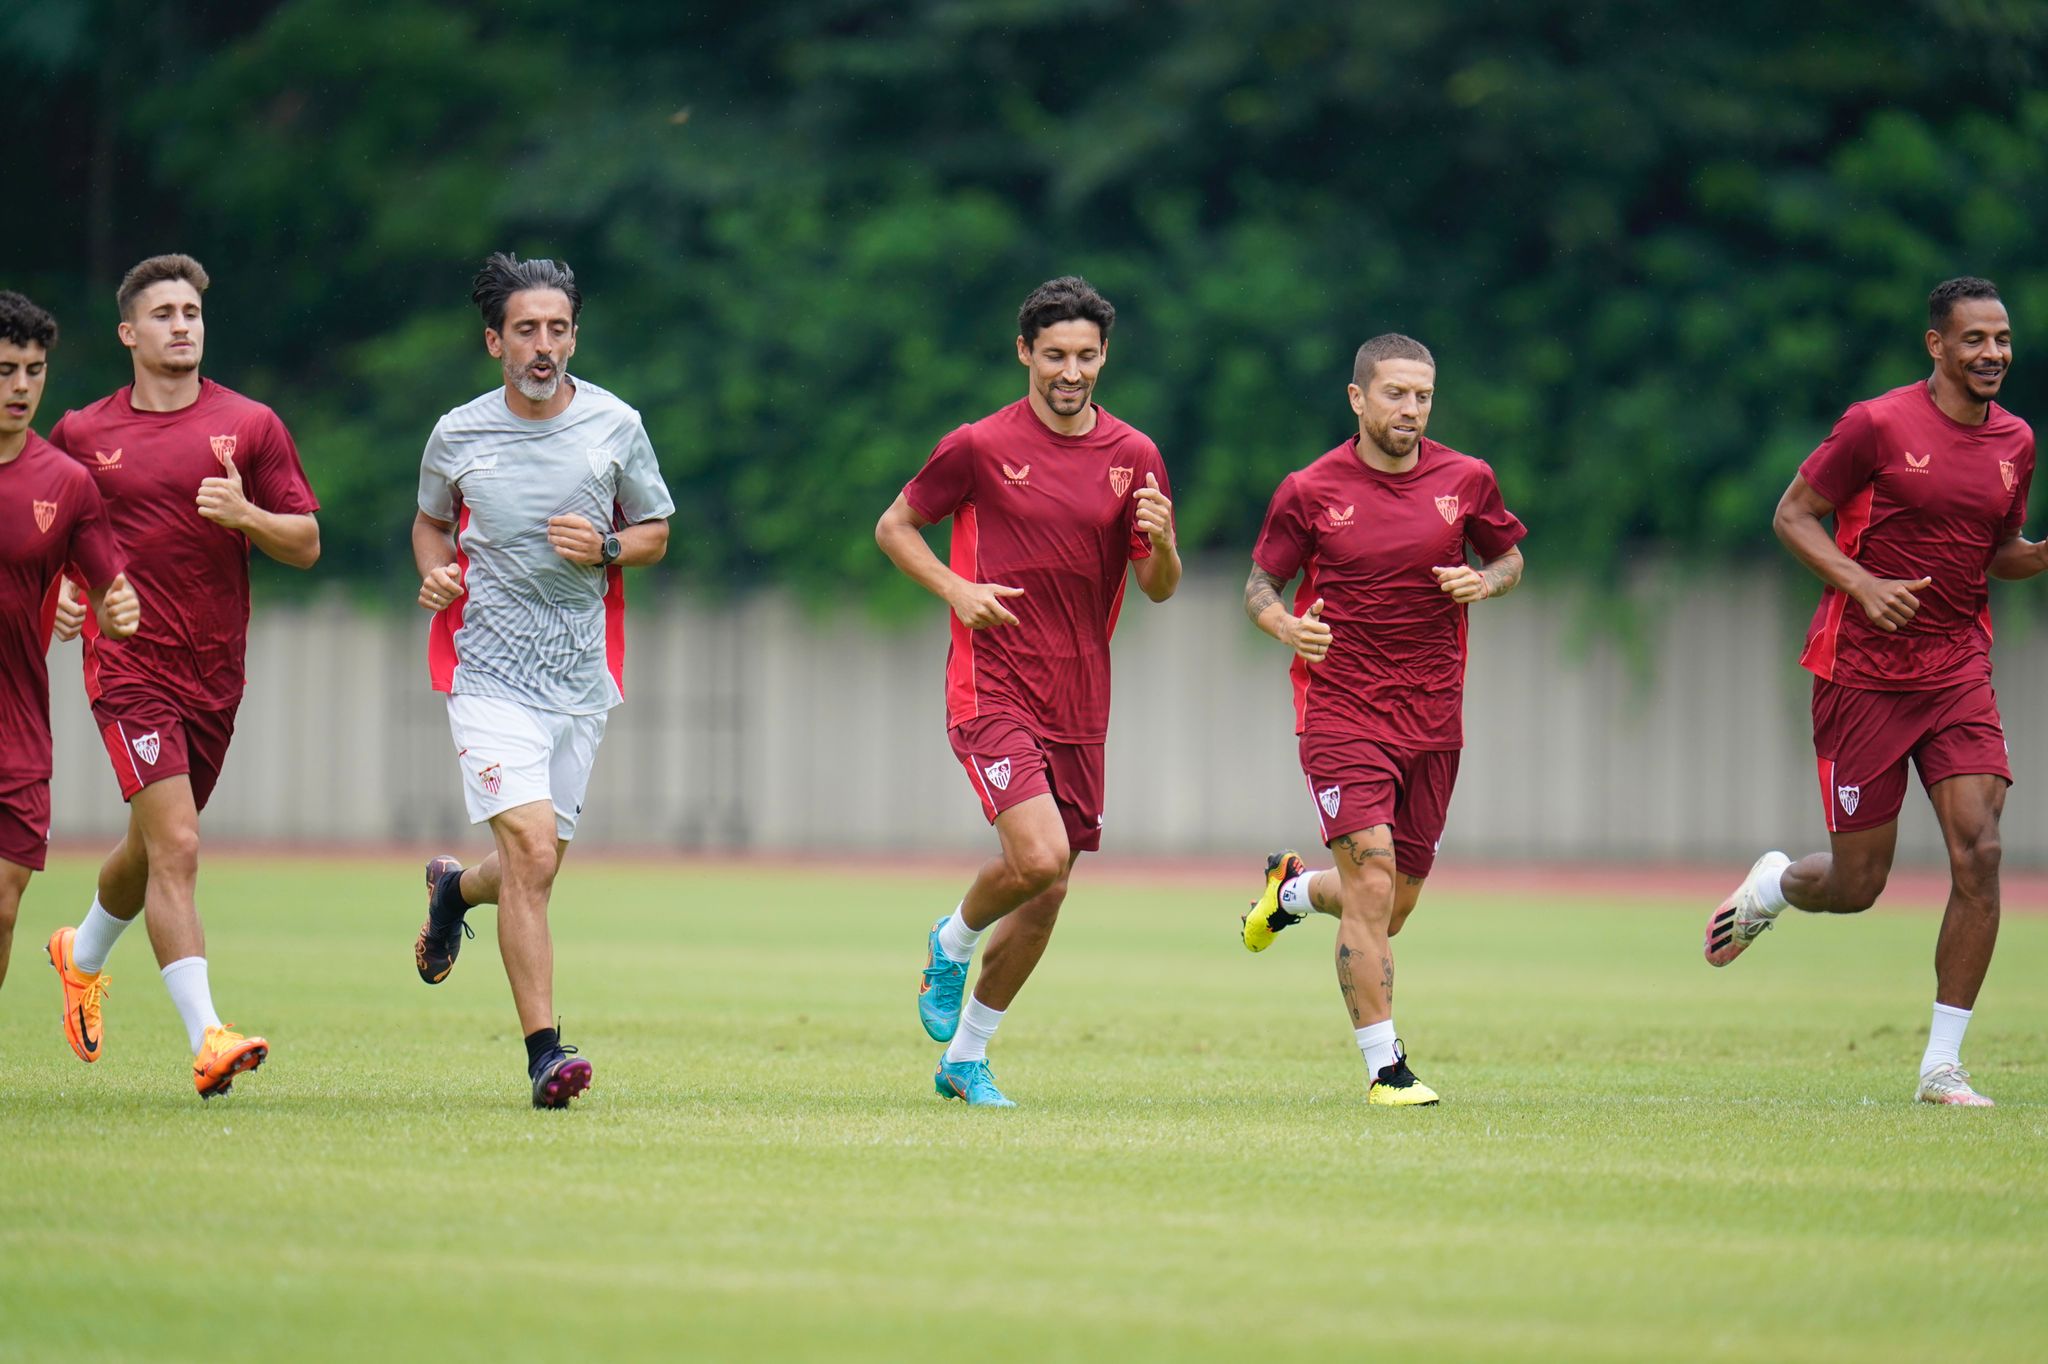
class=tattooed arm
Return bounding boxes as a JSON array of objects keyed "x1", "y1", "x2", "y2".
[
  {"x1": 1433, "y1": 545, "x2": 1525, "y2": 604},
  {"x1": 1245, "y1": 561, "x2": 1332, "y2": 662}
]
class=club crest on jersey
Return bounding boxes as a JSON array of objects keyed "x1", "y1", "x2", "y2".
[
  {"x1": 1326, "y1": 504, "x2": 1355, "y2": 528},
  {"x1": 588, "y1": 447, "x2": 614, "y2": 480},
  {"x1": 1318, "y1": 785, "x2": 1342, "y2": 818},
  {"x1": 209, "y1": 435, "x2": 237, "y2": 469},
  {"x1": 479, "y1": 764, "x2": 503, "y2": 797},
  {"x1": 1434, "y1": 494, "x2": 1460, "y2": 525},
  {"x1": 1001, "y1": 463, "x2": 1031, "y2": 486},
  {"x1": 32, "y1": 499, "x2": 57, "y2": 533},
  {"x1": 92, "y1": 448, "x2": 122, "y2": 470},
  {"x1": 984, "y1": 757, "x2": 1013, "y2": 792},
  {"x1": 1108, "y1": 466, "x2": 1134, "y2": 497},
  {"x1": 1903, "y1": 450, "x2": 1931, "y2": 474},
  {"x1": 133, "y1": 732, "x2": 162, "y2": 766},
  {"x1": 2001, "y1": 460, "x2": 2017, "y2": 491},
  {"x1": 1837, "y1": 784, "x2": 1861, "y2": 816}
]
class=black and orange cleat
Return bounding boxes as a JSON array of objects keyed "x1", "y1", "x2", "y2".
[
  {"x1": 194, "y1": 1024, "x2": 268, "y2": 1099},
  {"x1": 415, "y1": 854, "x2": 473, "y2": 984},
  {"x1": 47, "y1": 926, "x2": 111, "y2": 1064}
]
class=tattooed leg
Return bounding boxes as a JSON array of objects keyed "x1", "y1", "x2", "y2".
[
  {"x1": 1329, "y1": 827, "x2": 1397, "y2": 1026},
  {"x1": 1389, "y1": 872, "x2": 1426, "y2": 936}
]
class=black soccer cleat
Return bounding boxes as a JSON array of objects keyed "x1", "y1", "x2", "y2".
[
  {"x1": 531, "y1": 1044, "x2": 594, "y2": 1109},
  {"x1": 414, "y1": 854, "x2": 474, "y2": 984}
]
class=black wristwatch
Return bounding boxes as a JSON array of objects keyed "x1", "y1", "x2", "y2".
[{"x1": 599, "y1": 532, "x2": 623, "y2": 566}]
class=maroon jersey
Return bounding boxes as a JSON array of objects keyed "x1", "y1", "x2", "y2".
[
  {"x1": 50, "y1": 380, "x2": 318, "y2": 710},
  {"x1": 902, "y1": 398, "x2": 1167, "y2": 743},
  {"x1": 0, "y1": 432, "x2": 124, "y2": 782},
  {"x1": 1253, "y1": 436, "x2": 1525, "y2": 749},
  {"x1": 1798, "y1": 382, "x2": 2034, "y2": 690}
]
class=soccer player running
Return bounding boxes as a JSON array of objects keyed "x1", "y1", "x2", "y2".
[
  {"x1": 1705, "y1": 277, "x2": 2039, "y2": 1108},
  {"x1": 877, "y1": 276, "x2": 1179, "y2": 1108},
  {"x1": 44, "y1": 255, "x2": 319, "y2": 1099},
  {"x1": 412, "y1": 253, "x2": 674, "y2": 1110},
  {"x1": 0, "y1": 293, "x2": 138, "y2": 993},
  {"x1": 1238, "y1": 335, "x2": 1525, "y2": 1107}
]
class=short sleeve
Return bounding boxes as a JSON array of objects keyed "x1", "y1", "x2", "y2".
[
  {"x1": 902, "y1": 424, "x2": 977, "y2": 524},
  {"x1": 65, "y1": 475, "x2": 124, "y2": 589},
  {"x1": 1251, "y1": 474, "x2": 1312, "y2": 582},
  {"x1": 1799, "y1": 403, "x2": 1880, "y2": 509},
  {"x1": 247, "y1": 409, "x2": 320, "y2": 516},
  {"x1": 615, "y1": 414, "x2": 676, "y2": 525},
  {"x1": 1125, "y1": 440, "x2": 1171, "y2": 560},
  {"x1": 1464, "y1": 463, "x2": 1527, "y2": 561},
  {"x1": 2001, "y1": 437, "x2": 2035, "y2": 541},
  {"x1": 417, "y1": 419, "x2": 459, "y2": 522}
]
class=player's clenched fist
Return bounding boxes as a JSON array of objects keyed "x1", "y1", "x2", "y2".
[
  {"x1": 1134, "y1": 471, "x2": 1174, "y2": 549},
  {"x1": 196, "y1": 452, "x2": 254, "y2": 530},
  {"x1": 1432, "y1": 564, "x2": 1489, "y2": 603},
  {"x1": 51, "y1": 577, "x2": 87, "y2": 642},
  {"x1": 949, "y1": 580, "x2": 1026, "y2": 629},
  {"x1": 419, "y1": 562, "x2": 466, "y2": 612},
  {"x1": 1854, "y1": 574, "x2": 1933, "y2": 632},
  {"x1": 98, "y1": 573, "x2": 141, "y2": 640},
  {"x1": 547, "y1": 514, "x2": 604, "y2": 565},
  {"x1": 1284, "y1": 596, "x2": 1332, "y2": 663}
]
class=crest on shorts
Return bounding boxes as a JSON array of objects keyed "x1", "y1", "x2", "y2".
[
  {"x1": 1326, "y1": 504, "x2": 1355, "y2": 528},
  {"x1": 1434, "y1": 494, "x2": 1460, "y2": 525},
  {"x1": 1108, "y1": 466, "x2": 1135, "y2": 497},
  {"x1": 209, "y1": 435, "x2": 237, "y2": 469},
  {"x1": 2001, "y1": 459, "x2": 2017, "y2": 491},
  {"x1": 1318, "y1": 784, "x2": 1342, "y2": 818},
  {"x1": 1001, "y1": 463, "x2": 1031, "y2": 486},
  {"x1": 479, "y1": 763, "x2": 503, "y2": 797},
  {"x1": 984, "y1": 757, "x2": 1013, "y2": 792},
  {"x1": 132, "y1": 732, "x2": 161, "y2": 766},
  {"x1": 1837, "y1": 784, "x2": 1861, "y2": 816},
  {"x1": 32, "y1": 499, "x2": 57, "y2": 533}
]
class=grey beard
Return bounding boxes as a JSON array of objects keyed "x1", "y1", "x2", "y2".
[{"x1": 509, "y1": 363, "x2": 562, "y2": 402}]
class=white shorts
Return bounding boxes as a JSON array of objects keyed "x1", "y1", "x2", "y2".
[{"x1": 446, "y1": 694, "x2": 608, "y2": 841}]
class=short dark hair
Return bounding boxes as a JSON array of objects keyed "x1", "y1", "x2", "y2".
[
  {"x1": 1929, "y1": 276, "x2": 2002, "y2": 332},
  {"x1": 1352, "y1": 333, "x2": 1436, "y2": 387},
  {"x1": 117, "y1": 254, "x2": 210, "y2": 318},
  {"x1": 0, "y1": 292, "x2": 59, "y2": 350},
  {"x1": 472, "y1": 252, "x2": 582, "y2": 333},
  {"x1": 1018, "y1": 276, "x2": 1115, "y2": 349}
]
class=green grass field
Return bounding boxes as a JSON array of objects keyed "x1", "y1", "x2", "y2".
[{"x1": 3, "y1": 854, "x2": 2045, "y2": 1363}]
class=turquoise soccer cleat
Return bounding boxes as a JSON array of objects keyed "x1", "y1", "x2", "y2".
[
  {"x1": 934, "y1": 1057, "x2": 1016, "y2": 1108},
  {"x1": 918, "y1": 918, "x2": 968, "y2": 1042}
]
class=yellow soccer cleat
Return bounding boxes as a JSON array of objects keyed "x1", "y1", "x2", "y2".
[
  {"x1": 1242, "y1": 850, "x2": 1308, "y2": 952},
  {"x1": 1366, "y1": 1045, "x2": 1440, "y2": 1106},
  {"x1": 46, "y1": 926, "x2": 111, "y2": 1064},
  {"x1": 193, "y1": 1024, "x2": 268, "y2": 1100}
]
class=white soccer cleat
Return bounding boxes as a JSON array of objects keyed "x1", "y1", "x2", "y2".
[
  {"x1": 1915, "y1": 1063, "x2": 1995, "y2": 1107},
  {"x1": 1704, "y1": 850, "x2": 1791, "y2": 967}
]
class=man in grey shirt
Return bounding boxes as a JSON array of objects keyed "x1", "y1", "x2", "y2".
[{"x1": 411, "y1": 252, "x2": 675, "y2": 1109}]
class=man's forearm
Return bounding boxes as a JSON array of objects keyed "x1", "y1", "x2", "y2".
[
  {"x1": 878, "y1": 516, "x2": 963, "y2": 605},
  {"x1": 1135, "y1": 544, "x2": 1181, "y2": 602},
  {"x1": 246, "y1": 510, "x2": 320, "y2": 569},
  {"x1": 414, "y1": 513, "x2": 457, "y2": 577},
  {"x1": 1479, "y1": 547, "x2": 1524, "y2": 599},
  {"x1": 1990, "y1": 535, "x2": 2048, "y2": 581},
  {"x1": 615, "y1": 520, "x2": 668, "y2": 568},
  {"x1": 1776, "y1": 509, "x2": 1871, "y2": 595}
]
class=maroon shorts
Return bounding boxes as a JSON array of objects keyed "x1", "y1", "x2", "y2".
[
  {"x1": 1299, "y1": 730, "x2": 1460, "y2": 877},
  {"x1": 0, "y1": 778, "x2": 50, "y2": 871},
  {"x1": 949, "y1": 715, "x2": 1106, "y2": 854},
  {"x1": 1812, "y1": 677, "x2": 2010, "y2": 833},
  {"x1": 91, "y1": 686, "x2": 240, "y2": 811}
]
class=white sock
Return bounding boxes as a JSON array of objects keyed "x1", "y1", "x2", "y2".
[
  {"x1": 945, "y1": 995, "x2": 1005, "y2": 1065},
  {"x1": 1279, "y1": 873, "x2": 1316, "y2": 916},
  {"x1": 160, "y1": 957, "x2": 224, "y2": 1054},
  {"x1": 72, "y1": 897, "x2": 133, "y2": 974},
  {"x1": 1355, "y1": 1019, "x2": 1398, "y2": 1077},
  {"x1": 1921, "y1": 1002, "x2": 1971, "y2": 1076},
  {"x1": 1755, "y1": 863, "x2": 1790, "y2": 915},
  {"x1": 935, "y1": 906, "x2": 983, "y2": 964}
]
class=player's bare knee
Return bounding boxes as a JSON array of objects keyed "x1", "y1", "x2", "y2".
[
  {"x1": 1007, "y1": 842, "x2": 1067, "y2": 896},
  {"x1": 1949, "y1": 832, "x2": 2001, "y2": 894},
  {"x1": 141, "y1": 821, "x2": 201, "y2": 879}
]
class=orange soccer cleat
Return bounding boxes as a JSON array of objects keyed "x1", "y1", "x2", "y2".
[
  {"x1": 193, "y1": 1024, "x2": 269, "y2": 1099},
  {"x1": 46, "y1": 926, "x2": 111, "y2": 1063}
]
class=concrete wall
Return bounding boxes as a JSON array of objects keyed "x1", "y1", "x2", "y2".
[{"x1": 45, "y1": 566, "x2": 2048, "y2": 866}]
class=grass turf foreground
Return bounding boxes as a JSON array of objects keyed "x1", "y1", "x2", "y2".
[{"x1": 1, "y1": 854, "x2": 2044, "y2": 1364}]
